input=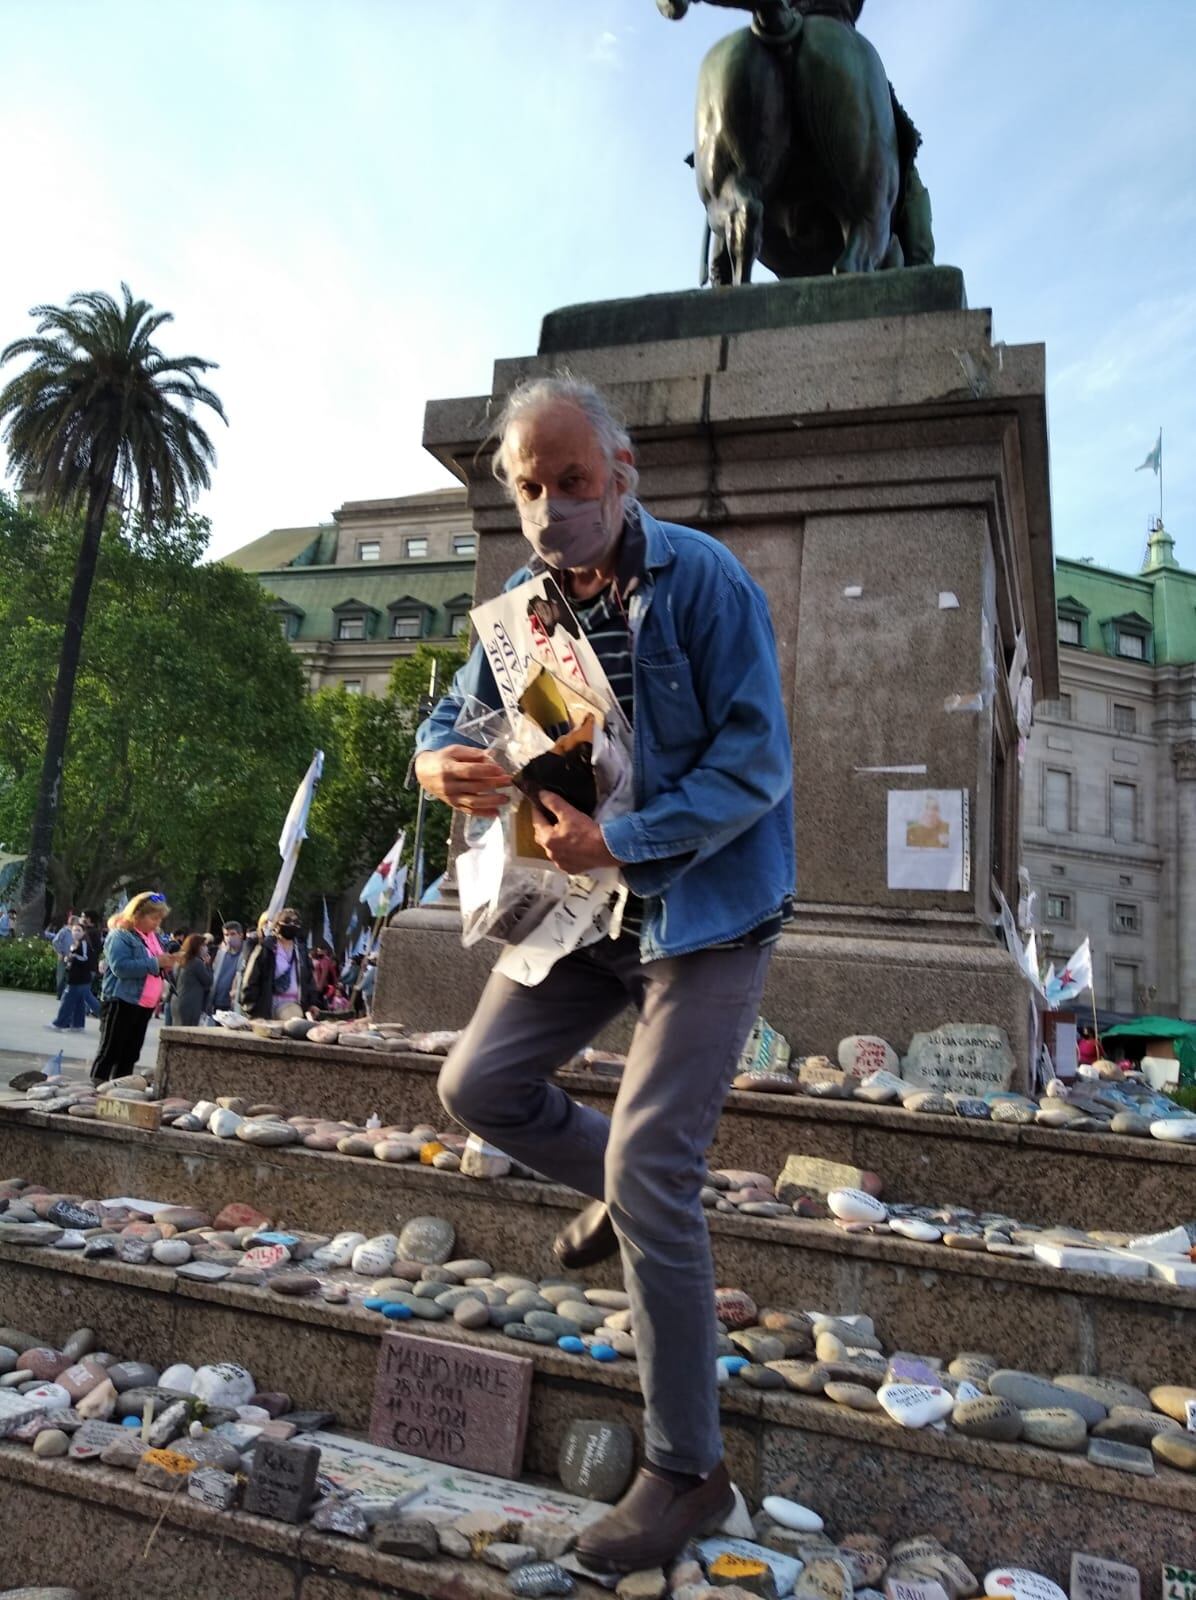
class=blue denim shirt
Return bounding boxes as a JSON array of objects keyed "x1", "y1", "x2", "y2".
[
  {"x1": 416, "y1": 507, "x2": 795, "y2": 961},
  {"x1": 101, "y1": 926, "x2": 163, "y2": 1005}
]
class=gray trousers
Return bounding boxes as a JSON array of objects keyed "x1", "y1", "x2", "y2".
[{"x1": 438, "y1": 933, "x2": 771, "y2": 1475}]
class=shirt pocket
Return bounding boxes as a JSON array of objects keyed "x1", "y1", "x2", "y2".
[{"x1": 638, "y1": 653, "x2": 709, "y2": 751}]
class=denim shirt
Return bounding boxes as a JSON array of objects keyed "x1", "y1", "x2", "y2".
[
  {"x1": 415, "y1": 506, "x2": 796, "y2": 961},
  {"x1": 101, "y1": 926, "x2": 163, "y2": 1005}
]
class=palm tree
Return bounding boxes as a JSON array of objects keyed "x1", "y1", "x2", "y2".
[{"x1": 0, "y1": 284, "x2": 226, "y2": 932}]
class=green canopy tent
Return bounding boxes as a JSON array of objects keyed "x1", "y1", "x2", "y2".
[{"x1": 1101, "y1": 1016, "x2": 1196, "y2": 1087}]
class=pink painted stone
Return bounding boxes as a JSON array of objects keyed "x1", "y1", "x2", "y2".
[
  {"x1": 58, "y1": 1360, "x2": 108, "y2": 1401},
  {"x1": 714, "y1": 1287, "x2": 758, "y2": 1330},
  {"x1": 22, "y1": 1348, "x2": 68, "y2": 1382}
]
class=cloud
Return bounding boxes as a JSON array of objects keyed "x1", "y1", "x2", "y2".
[{"x1": 589, "y1": 30, "x2": 620, "y2": 67}]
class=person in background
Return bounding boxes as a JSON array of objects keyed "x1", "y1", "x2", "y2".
[
  {"x1": 209, "y1": 921, "x2": 245, "y2": 1013},
  {"x1": 239, "y1": 907, "x2": 319, "y2": 1022},
  {"x1": 360, "y1": 951, "x2": 378, "y2": 1016},
  {"x1": 1077, "y1": 1025, "x2": 1100, "y2": 1066},
  {"x1": 0, "y1": 904, "x2": 11, "y2": 938},
  {"x1": 46, "y1": 921, "x2": 96, "y2": 1031},
  {"x1": 172, "y1": 932, "x2": 214, "y2": 1026},
  {"x1": 78, "y1": 911, "x2": 103, "y2": 1019},
  {"x1": 91, "y1": 892, "x2": 181, "y2": 1082},
  {"x1": 310, "y1": 940, "x2": 337, "y2": 1000},
  {"x1": 51, "y1": 919, "x2": 75, "y2": 998}
]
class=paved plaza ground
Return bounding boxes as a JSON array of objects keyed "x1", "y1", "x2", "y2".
[{"x1": 0, "y1": 985, "x2": 162, "y2": 1093}]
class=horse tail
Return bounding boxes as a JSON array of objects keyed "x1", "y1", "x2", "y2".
[{"x1": 699, "y1": 217, "x2": 711, "y2": 287}]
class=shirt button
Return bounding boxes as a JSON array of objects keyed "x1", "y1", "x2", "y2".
[{"x1": 670, "y1": 681, "x2": 679, "y2": 690}]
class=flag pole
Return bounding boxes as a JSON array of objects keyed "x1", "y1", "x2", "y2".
[{"x1": 1159, "y1": 426, "x2": 1164, "y2": 525}]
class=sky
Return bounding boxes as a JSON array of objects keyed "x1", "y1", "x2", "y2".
[{"x1": 1, "y1": 0, "x2": 1193, "y2": 571}]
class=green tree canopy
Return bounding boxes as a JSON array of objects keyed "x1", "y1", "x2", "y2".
[
  {"x1": 299, "y1": 645, "x2": 465, "y2": 932},
  {"x1": 0, "y1": 493, "x2": 312, "y2": 921}
]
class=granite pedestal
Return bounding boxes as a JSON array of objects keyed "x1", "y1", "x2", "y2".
[{"x1": 379, "y1": 270, "x2": 1056, "y2": 1083}]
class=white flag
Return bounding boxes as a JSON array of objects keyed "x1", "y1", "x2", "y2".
[
  {"x1": 1045, "y1": 937, "x2": 1093, "y2": 1003},
  {"x1": 266, "y1": 750, "x2": 324, "y2": 922}
]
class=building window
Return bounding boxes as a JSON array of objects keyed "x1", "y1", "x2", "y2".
[
  {"x1": 1057, "y1": 616, "x2": 1082, "y2": 646},
  {"x1": 1051, "y1": 864, "x2": 1066, "y2": 877},
  {"x1": 337, "y1": 617, "x2": 366, "y2": 641},
  {"x1": 1112, "y1": 703, "x2": 1136, "y2": 734},
  {"x1": 1042, "y1": 693, "x2": 1072, "y2": 720},
  {"x1": 1045, "y1": 769, "x2": 1072, "y2": 834},
  {"x1": 391, "y1": 613, "x2": 422, "y2": 640},
  {"x1": 453, "y1": 534, "x2": 477, "y2": 557},
  {"x1": 1119, "y1": 874, "x2": 1133, "y2": 886},
  {"x1": 343, "y1": 680, "x2": 363, "y2": 695},
  {"x1": 1116, "y1": 630, "x2": 1146, "y2": 661},
  {"x1": 1114, "y1": 901, "x2": 1140, "y2": 933},
  {"x1": 449, "y1": 612, "x2": 470, "y2": 637},
  {"x1": 279, "y1": 618, "x2": 293, "y2": 640},
  {"x1": 404, "y1": 536, "x2": 428, "y2": 559},
  {"x1": 1046, "y1": 892, "x2": 1072, "y2": 923},
  {"x1": 1111, "y1": 780, "x2": 1136, "y2": 843},
  {"x1": 1112, "y1": 961, "x2": 1138, "y2": 1013},
  {"x1": 357, "y1": 540, "x2": 381, "y2": 562}
]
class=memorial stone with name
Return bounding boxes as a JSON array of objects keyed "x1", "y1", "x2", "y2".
[
  {"x1": 1163, "y1": 1570, "x2": 1196, "y2": 1600},
  {"x1": 903, "y1": 1024, "x2": 1016, "y2": 1097},
  {"x1": 242, "y1": 1436, "x2": 321, "y2": 1522},
  {"x1": 370, "y1": 1331, "x2": 532, "y2": 1477},
  {"x1": 557, "y1": 1419, "x2": 635, "y2": 1503},
  {"x1": 1071, "y1": 1554, "x2": 1140, "y2": 1600}
]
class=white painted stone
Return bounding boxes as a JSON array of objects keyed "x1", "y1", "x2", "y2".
[
  {"x1": 857, "y1": 1069, "x2": 908, "y2": 1103},
  {"x1": 877, "y1": 1382, "x2": 954, "y2": 1428},
  {"x1": 837, "y1": 1036, "x2": 899, "y2": 1075},
  {"x1": 23, "y1": 1382, "x2": 71, "y2": 1411},
  {"x1": 160, "y1": 1363, "x2": 196, "y2": 1392},
  {"x1": 719, "y1": 1483, "x2": 756, "y2": 1538},
  {"x1": 984, "y1": 1569, "x2": 1067, "y2": 1600},
  {"x1": 888, "y1": 1217, "x2": 942, "y2": 1243},
  {"x1": 827, "y1": 1189, "x2": 888, "y2": 1225},
  {"x1": 760, "y1": 1495, "x2": 824, "y2": 1533},
  {"x1": 192, "y1": 1100, "x2": 218, "y2": 1123},
  {"x1": 208, "y1": 1108, "x2": 244, "y2": 1138},
  {"x1": 1150, "y1": 1118, "x2": 1196, "y2": 1142},
  {"x1": 954, "y1": 1380, "x2": 985, "y2": 1403},
  {"x1": 313, "y1": 1231, "x2": 367, "y2": 1269},
  {"x1": 1032, "y1": 1243, "x2": 1149, "y2": 1278},
  {"x1": 191, "y1": 1362, "x2": 255, "y2": 1408},
  {"x1": 1149, "y1": 1260, "x2": 1196, "y2": 1287},
  {"x1": 351, "y1": 1233, "x2": 399, "y2": 1276},
  {"x1": 1127, "y1": 1226, "x2": 1192, "y2": 1258}
]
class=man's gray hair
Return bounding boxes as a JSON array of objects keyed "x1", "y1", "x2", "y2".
[{"x1": 490, "y1": 374, "x2": 640, "y2": 500}]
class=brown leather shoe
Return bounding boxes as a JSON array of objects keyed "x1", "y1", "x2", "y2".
[
  {"x1": 552, "y1": 1200, "x2": 618, "y2": 1270},
  {"x1": 574, "y1": 1462, "x2": 734, "y2": 1574}
]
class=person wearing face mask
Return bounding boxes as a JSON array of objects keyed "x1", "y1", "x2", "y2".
[
  {"x1": 209, "y1": 921, "x2": 245, "y2": 1013},
  {"x1": 239, "y1": 907, "x2": 319, "y2": 1022},
  {"x1": 414, "y1": 375, "x2": 794, "y2": 1576}
]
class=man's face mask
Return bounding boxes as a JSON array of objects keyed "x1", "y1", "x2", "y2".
[
  {"x1": 277, "y1": 921, "x2": 301, "y2": 939},
  {"x1": 226, "y1": 935, "x2": 243, "y2": 951},
  {"x1": 519, "y1": 479, "x2": 624, "y2": 571}
]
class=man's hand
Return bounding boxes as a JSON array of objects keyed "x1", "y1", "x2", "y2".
[
  {"x1": 415, "y1": 745, "x2": 511, "y2": 816},
  {"x1": 532, "y1": 792, "x2": 621, "y2": 875}
]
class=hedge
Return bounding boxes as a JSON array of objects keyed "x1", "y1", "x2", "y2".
[{"x1": 0, "y1": 936, "x2": 57, "y2": 993}]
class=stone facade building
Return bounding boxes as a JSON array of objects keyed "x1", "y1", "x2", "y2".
[
  {"x1": 1023, "y1": 522, "x2": 1196, "y2": 1016},
  {"x1": 225, "y1": 488, "x2": 474, "y2": 695}
]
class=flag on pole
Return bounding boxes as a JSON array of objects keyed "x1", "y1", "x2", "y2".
[
  {"x1": 1044, "y1": 937, "x2": 1093, "y2": 1004},
  {"x1": 322, "y1": 897, "x2": 334, "y2": 951},
  {"x1": 362, "y1": 831, "x2": 406, "y2": 918},
  {"x1": 1136, "y1": 431, "x2": 1162, "y2": 476},
  {"x1": 265, "y1": 750, "x2": 325, "y2": 923}
]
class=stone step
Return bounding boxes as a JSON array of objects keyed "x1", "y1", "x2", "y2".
[
  {"x1": 160, "y1": 1029, "x2": 1196, "y2": 1233},
  {"x1": 0, "y1": 1240, "x2": 1192, "y2": 1588},
  {"x1": 3, "y1": 1105, "x2": 1196, "y2": 1390},
  {"x1": 0, "y1": 1441, "x2": 614, "y2": 1600}
]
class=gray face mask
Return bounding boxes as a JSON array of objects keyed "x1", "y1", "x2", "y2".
[{"x1": 519, "y1": 487, "x2": 623, "y2": 570}]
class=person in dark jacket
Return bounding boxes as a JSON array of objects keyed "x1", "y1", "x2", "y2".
[
  {"x1": 209, "y1": 921, "x2": 245, "y2": 1012},
  {"x1": 47, "y1": 923, "x2": 97, "y2": 1031},
  {"x1": 239, "y1": 907, "x2": 319, "y2": 1021},
  {"x1": 172, "y1": 933, "x2": 213, "y2": 1027}
]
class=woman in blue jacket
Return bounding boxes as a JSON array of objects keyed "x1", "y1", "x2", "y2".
[{"x1": 91, "y1": 892, "x2": 180, "y2": 1082}]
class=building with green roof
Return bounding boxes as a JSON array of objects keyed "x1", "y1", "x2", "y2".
[
  {"x1": 224, "y1": 488, "x2": 475, "y2": 695},
  {"x1": 1024, "y1": 520, "x2": 1196, "y2": 1016}
]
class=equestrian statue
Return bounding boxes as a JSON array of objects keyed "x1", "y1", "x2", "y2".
[{"x1": 658, "y1": 0, "x2": 935, "y2": 284}]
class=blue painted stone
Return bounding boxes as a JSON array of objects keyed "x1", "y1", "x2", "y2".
[
  {"x1": 121, "y1": 1415, "x2": 141, "y2": 1428},
  {"x1": 589, "y1": 1344, "x2": 618, "y2": 1363},
  {"x1": 718, "y1": 1355, "x2": 749, "y2": 1375},
  {"x1": 557, "y1": 1336, "x2": 586, "y2": 1355},
  {"x1": 381, "y1": 1302, "x2": 413, "y2": 1320},
  {"x1": 249, "y1": 1231, "x2": 300, "y2": 1248},
  {"x1": 363, "y1": 1296, "x2": 388, "y2": 1310}
]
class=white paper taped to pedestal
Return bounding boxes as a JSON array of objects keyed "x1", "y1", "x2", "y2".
[{"x1": 886, "y1": 789, "x2": 968, "y2": 891}]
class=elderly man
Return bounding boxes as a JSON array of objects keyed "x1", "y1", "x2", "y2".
[{"x1": 415, "y1": 376, "x2": 794, "y2": 1573}]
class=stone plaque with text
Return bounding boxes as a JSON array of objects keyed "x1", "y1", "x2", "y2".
[
  {"x1": 370, "y1": 1330, "x2": 532, "y2": 1477},
  {"x1": 241, "y1": 1436, "x2": 321, "y2": 1522},
  {"x1": 96, "y1": 1095, "x2": 163, "y2": 1131},
  {"x1": 903, "y1": 1023, "x2": 1015, "y2": 1097},
  {"x1": 1071, "y1": 1555, "x2": 1139, "y2": 1600}
]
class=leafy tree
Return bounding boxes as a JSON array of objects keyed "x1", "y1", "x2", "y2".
[
  {"x1": 0, "y1": 284, "x2": 225, "y2": 931},
  {"x1": 300, "y1": 644, "x2": 465, "y2": 933},
  {"x1": 0, "y1": 494, "x2": 312, "y2": 922}
]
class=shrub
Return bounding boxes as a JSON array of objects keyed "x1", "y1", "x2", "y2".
[{"x1": 0, "y1": 936, "x2": 57, "y2": 993}]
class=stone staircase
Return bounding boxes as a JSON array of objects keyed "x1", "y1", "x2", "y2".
[{"x1": 0, "y1": 1025, "x2": 1194, "y2": 1595}]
